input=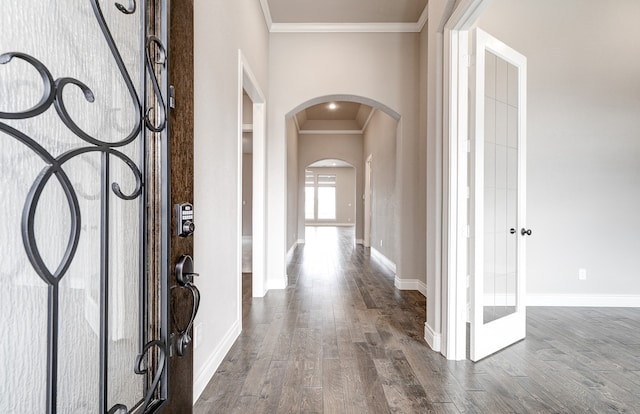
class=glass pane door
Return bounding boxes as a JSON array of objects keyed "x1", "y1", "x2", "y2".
[{"x1": 470, "y1": 28, "x2": 528, "y2": 362}]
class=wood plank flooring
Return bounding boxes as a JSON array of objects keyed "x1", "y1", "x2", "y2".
[{"x1": 194, "y1": 226, "x2": 640, "y2": 413}]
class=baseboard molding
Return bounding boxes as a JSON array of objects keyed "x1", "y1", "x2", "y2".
[
  {"x1": 297, "y1": 239, "x2": 305, "y2": 244},
  {"x1": 395, "y1": 276, "x2": 427, "y2": 297},
  {"x1": 527, "y1": 294, "x2": 640, "y2": 307},
  {"x1": 424, "y1": 322, "x2": 441, "y2": 352},
  {"x1": 287, "y1": 242, "x2": 297, "y2": 258},
  {"x1": 267, "y1": 274, "x2": 288, "y2": 290},
  {"x1": 371, "y1": 247, "x2": 396, "y2": 273},
  {"x1": 355, "y1": 239, "x2": 364, "y2": 245},
  {"x1": 193, "y1": 319, "x2": 242, "y2": 403}
]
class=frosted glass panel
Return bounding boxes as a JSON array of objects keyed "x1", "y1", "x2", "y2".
[
  {"x1": 484, "y1": 51, "x2": 519, "y2": 324},
  {"x1": 1, "y1": 1, "x2": 148, "y2": 412}
]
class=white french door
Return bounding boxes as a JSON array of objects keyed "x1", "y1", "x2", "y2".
[{"x1": 470, "y1": 29, "x2": 528, "y2": 361}]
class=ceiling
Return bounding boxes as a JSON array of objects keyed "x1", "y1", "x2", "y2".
[
  {"x1": 295, "y1": 101, "x2": 374, "y2": 132},
  {"x1": 260, "y1": 0, "x2": 429, "y2": 32}
]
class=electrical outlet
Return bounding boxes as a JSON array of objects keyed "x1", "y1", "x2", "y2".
[
  {"x1": 194, "y1": 323, "x2": 202, "y2": 349},
  {"x1": 578, "y1": 268, "x2": 587, "y2": 280}
]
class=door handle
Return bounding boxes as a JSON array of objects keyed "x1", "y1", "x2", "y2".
[
  {"x1": 510, "y1": 228, "x2": 516, "y2": 234},
  {"x1": 521, "y1": 228, "x2": 532, "y2": 236},
  {"x1": 174, "y1": 255, "x2": 201, "y2": 357}
]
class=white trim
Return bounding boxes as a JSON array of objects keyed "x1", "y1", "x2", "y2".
[
  {"x1": 394, "y1": 277, "x2": 427, "y2": 296},
  {"x1": 527, "y1": 294, "x2": 640, "y2": 308},
  {"x1": 286, "y1": 242, "x2": 297, "y2": 258},
  {"x1": 416, "y1": 4, "x2": 429, "y2": 32},
  {"x1": 268, "y1": 274, "x2": 288, "y2": 290},
  {"x1": 299, "y1": 129, "x2": 363, "y2": 135},
  {"x1": 239, "y1": 50, "x2": 267, "y2": 299},
  {"x1": 442, "y1": 0, "x2": 493, "y2": 361},
  {"x1": 259, "y1": 3, "x2": 428, "y2": 34},
  {"x1": 270, "y1": 22, "x2": 423, "y2": 34},
  {"x1": 361, "y1": 108, "x2": 376, "y2": 132},
  {"x1": 355, "y1": 238, "x2": 364, "y2": 245},
  {"x1": 242, "y1": 123, "x2": 253, "y2": 133},
  {"x1": 424, "y1": 323, "x2": 442, "y2": 353},
  {"x1": 258, "y1": 0, "x2": 273, "y2": 31},
  {"x1": 297, "y1": 238, "x2": 305, "y2": 244},
  {"x1": 305, "y1": 222, "x2": 355, "y2": 227},
  {"x1": 371, "y1": 247, "x2": 396, "y2": 273},
  {"x1": 193, "y1": 319, "x2": 241, "y2": 403}
]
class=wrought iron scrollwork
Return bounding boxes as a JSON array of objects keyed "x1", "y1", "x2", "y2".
[{"x1": 0, "y1": 0, "x2": 169, "y2": 413}]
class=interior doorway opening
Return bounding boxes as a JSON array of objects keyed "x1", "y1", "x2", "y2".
[{"x1": 238, "y1": 51, "x2": 267, "y2": 310}]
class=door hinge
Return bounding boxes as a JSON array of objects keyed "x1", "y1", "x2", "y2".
[{"x1": 169, "y1": 85, "x2": 176, "y2": 109}]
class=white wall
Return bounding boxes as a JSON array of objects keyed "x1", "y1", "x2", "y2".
[
  {"x1": 193, "y1": 0, "x2": 269, "y2": 401},
  {"x1": 297, "y1": 133, "x2": 364, "y2": 243},
  {"x1": 364, "y1": 110, "x2": 399, "y2": 265},
  {"x1": 477, "y1": 0, "x2": 640, "y2": 303},
  {"x1": 268, "y1": 32, "x2": 425, "y2": 287}
]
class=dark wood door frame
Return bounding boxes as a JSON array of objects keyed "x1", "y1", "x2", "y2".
[{"x1": 164, "y1": 0, "x2": 195, "y2": 412}]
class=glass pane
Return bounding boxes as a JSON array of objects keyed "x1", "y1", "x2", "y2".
[
  {"x1": 305, "y1": 186, "x2": 315, "y2": 220},
  {"x1": 1, "y1": 1, "x2": 146, "y2": 411},
  {"x1": 484, "y1": 52, "x2": 518, "y2": 324},
  {"x1": 317, "y1": 174, "x2": 337, "y2": 185},
  {"x1": 317, "y1": 187, "x2": 336, "y2": 220}
]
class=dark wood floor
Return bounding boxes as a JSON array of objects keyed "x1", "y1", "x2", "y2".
[{"x1": 194, "y1": 226, "x2": 640, "y2": 413}]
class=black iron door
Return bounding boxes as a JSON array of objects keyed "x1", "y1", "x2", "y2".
[{"x1": 0, "y1": 1, "x2": 173, "y2": 412}]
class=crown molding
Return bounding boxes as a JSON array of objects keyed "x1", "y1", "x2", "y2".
[
  {"x1": 299, "y1": 129, "x2": 363, "y2": 135},
  {"x1": 417, "y1": 4, "x2": 429, "y2": 32},
  {"x1": 270, "y1": 22, "x2": 422, "y2": 33},
  {"x1": 259, "y1": 0, "x2": 274, "y2": 31},
  {"x1": 262, "y1": 3, "x2": 430, "y2": 34}
]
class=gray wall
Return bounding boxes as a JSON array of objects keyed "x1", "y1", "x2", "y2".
[
  {"x1": 242, "y1": 152, "x2": 252, "y2": 236},
  {"x1": 478, "y1": 0, "x2": 640, "y2": 299},
  {"x1": 286, "y1": 117, "x2": 299, "y2": 250},
  {"x1": 364, "y1": 110, "x2": 399, "y2": 266},
  {"x1": 305, "y1": 167, "x2": 357, "y2": 226}
]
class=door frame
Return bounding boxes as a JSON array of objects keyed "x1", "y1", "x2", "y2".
[
  {"x1": 238, "y1": 51, "x2": 267, "y2": 298},
  {"x1": 442, "y1": 0, "x2": 492, "y2": 360},
  {"x1": 363, "y1": 154, "x2": 372, "y2": 247}
]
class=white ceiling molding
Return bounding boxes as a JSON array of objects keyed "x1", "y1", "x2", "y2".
[
  {"x1": 361, "y1": 108, "x2": 376, "y2": 132},
  {"x1": 270, "y1": 22, "x2": 421, "y2": 33},
  {"x1": 259, "y1": 0, "x2": 274, "y2": 31},
  {"x1": 260, "y1": 3, "x2": 429, "y2": 33},
  {"x1": 417, "y1": 4, "x2": 429, "y2": 32},
  {"x1": 299, "y1": 130, "x2": 363, "y2": 135}
]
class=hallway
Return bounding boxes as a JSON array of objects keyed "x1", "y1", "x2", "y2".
[{"x1": 194, "y1": 227, "x2": 640, "y2": 413}]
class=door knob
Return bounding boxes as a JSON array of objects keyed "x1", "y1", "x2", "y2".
[{"x1": 521, "y1": 228, "x2": 532, "y2": 236}]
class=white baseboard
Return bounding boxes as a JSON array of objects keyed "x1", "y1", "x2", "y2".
[
  {"x1": 297, "y1": 239, "x2": 305, "y2": 244},
  {"x1": 356, "y1": 239, "x2": 364, "y2": 245},
  {"x1": 395, "y1": 276, "x2": 427, "y2": 297},
  {"x1": 287, "y1": 242, "x2": 297, "y2": 257},
  {"x1": 527, "y1": 294, "x2": 640, "y2": 307},
  {"x1": 424, "y1": 322, "x2": 441, "y2": 352},
  {"x1": 193, "y1": 319, "x2": 242, "y2": 403},
  {"x1": 267, "y1": 274, "x2": 288, "y2": 290},
  {"x1": 371, "y1": 247, "x2": 396, "y2": 273}
]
